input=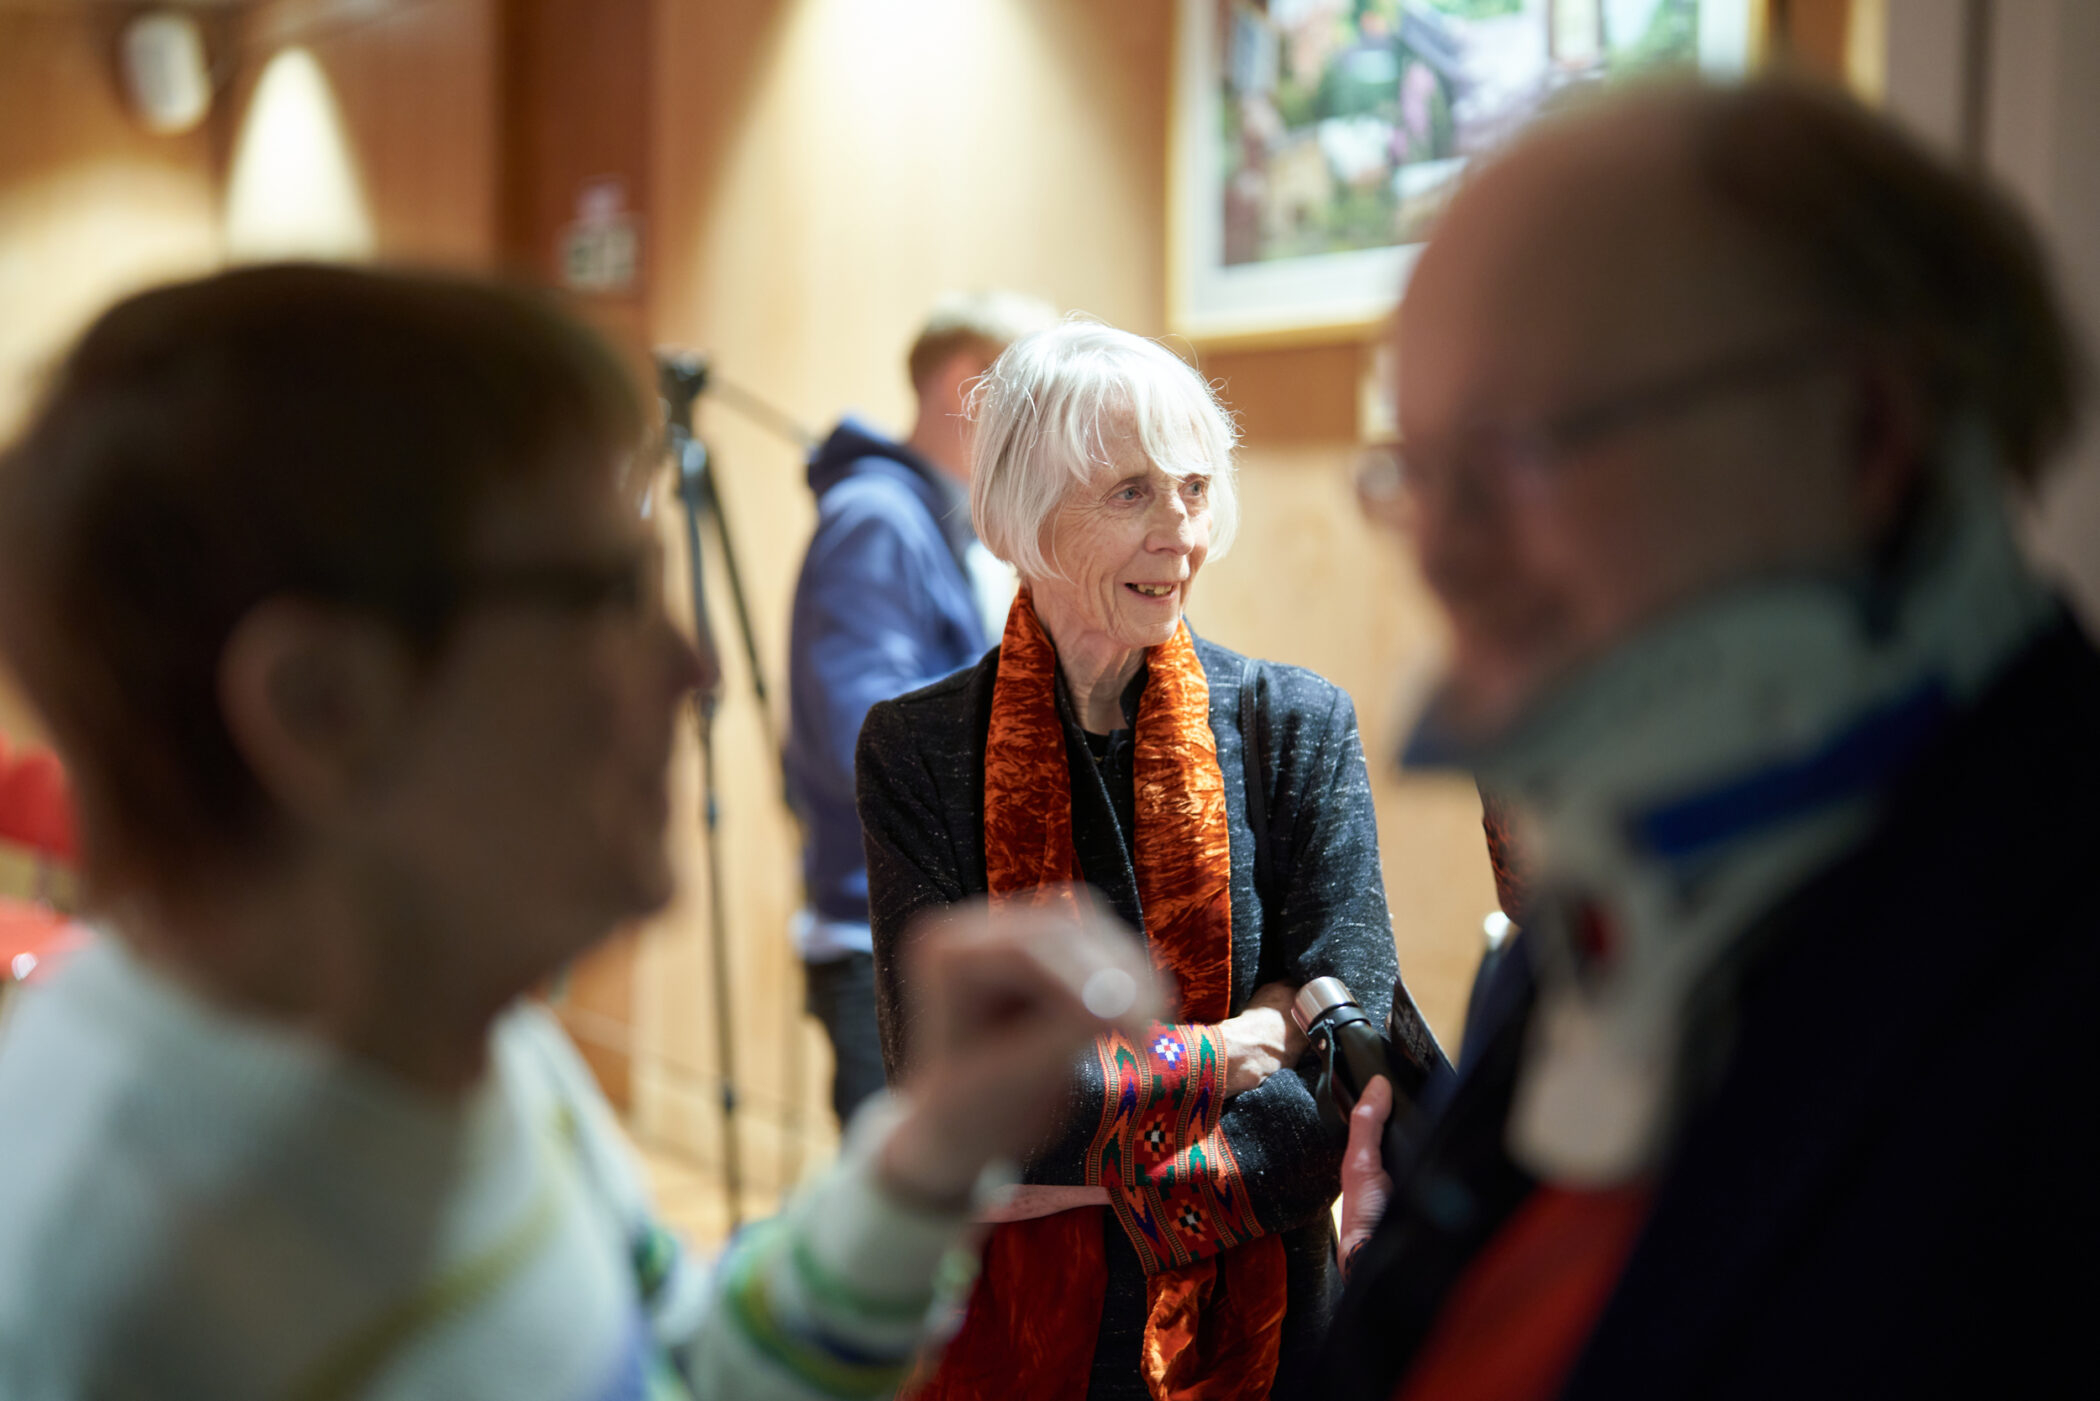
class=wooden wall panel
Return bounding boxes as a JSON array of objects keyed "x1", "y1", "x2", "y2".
[
  {"x1": 639, "y1": 0, "x2": 1180, "y2": 1195},
  {"x1": 1196, "y1": 436, "x2": 1498, "y2": 1044},
  {"x1": 1769, "y1": 0, "x2": 1857, "y2": 83},
  {"x1": 636, "y1": 0, "x2": 1495, "y2": 1204},
  {"x1": 0, "y1": 0, "x2": 1507, "y2": 1206},
  {"x1": 230, "y1": 0, "x2": 499, "y2": 266},
  {"x1": 0, "y1": 10, "x2": 224, "y2": 745},
  {"x1": 494, "y1": 0, "x2": 658, "y2": 1110}
]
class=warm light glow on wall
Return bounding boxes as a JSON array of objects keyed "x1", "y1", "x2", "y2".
[
  {"x1": 0, "y1": 162, "x2": 220, "y2": 437},
  {"x1": 224, "y1": 47, "x2": 374, "y2": 262}
]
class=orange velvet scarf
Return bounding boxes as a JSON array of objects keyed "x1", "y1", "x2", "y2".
[{"x1": 912, "y1": 593, "x2": 1287, "y2": 1401}]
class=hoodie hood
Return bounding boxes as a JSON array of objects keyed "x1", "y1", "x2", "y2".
[
  {"x1": 806, "y1": 415, "x2": 976, "y2": 562},
  {"x1": 788, "y1": 414, "x2": 1000, "y2": 926}
]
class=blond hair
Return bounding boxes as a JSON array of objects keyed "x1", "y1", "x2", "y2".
[{"x1": 907, "y1": 290, "x2": 1058, "y2": 392}]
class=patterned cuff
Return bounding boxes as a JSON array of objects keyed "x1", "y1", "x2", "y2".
[{"x1": 1085, "y1": 1023, "x2": 1266, "y2": 1273}]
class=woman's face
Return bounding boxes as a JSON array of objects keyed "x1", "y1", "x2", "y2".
[{"x1": 1029, "y1": 426, "x2": 1213, "y2": 657}]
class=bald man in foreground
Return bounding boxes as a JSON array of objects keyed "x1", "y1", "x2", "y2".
[{"x1": 1324, "y1": 80, "x2": 2094, "y2": 1400}]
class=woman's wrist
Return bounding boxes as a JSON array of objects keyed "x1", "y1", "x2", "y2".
[
  {"x1": 1219, "y1": 1004, "x2": 1295, "y2": 1093},
  {"x1": 877, "y1": 1103, "x2": 983, "y2": 1214},
  {"x1": 861, "y1": 1092, "x2": 1017, "y2": 1218}
]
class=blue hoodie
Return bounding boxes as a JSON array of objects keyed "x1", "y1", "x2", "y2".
[{"x1": 784, "y1": 417, "x2": 994, "y2": 933}]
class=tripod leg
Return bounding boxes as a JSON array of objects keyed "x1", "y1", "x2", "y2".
[
  {"x1": 698, "y1": 707, "x2": 744, "y2": 1231},
  {"x1": 697, "y1": 464, "x2": 778, "y2": 756},
  {"x1": 691, "y1": 443, "x2": 806, "y2": 1189},
  {"x1": 676, "y1": 443, "x2": 743, "y2": 1232}
]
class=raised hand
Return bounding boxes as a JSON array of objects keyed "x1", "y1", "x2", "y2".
[
  {"x1": 878, "y1": 898, "x2": 1161, "y2": 1211},
  {"x1": 1337, "y1": 1074, "x2": 1394, "y2": 1274}
]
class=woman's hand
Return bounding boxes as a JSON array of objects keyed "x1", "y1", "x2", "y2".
[
  {"x1": 1217, "y1": 980, "x2": 1307, "y2": 1097},
  {"x1": 878, "y1": 897, "x2": 1161, "y2": 1213},
  {"x1": 1338, "y1": 1074, "x2": 1394, "y2": 1276}
]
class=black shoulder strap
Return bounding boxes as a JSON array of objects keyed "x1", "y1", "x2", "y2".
[{"x1": 1239, "y1": 655, "x2": 1274, "y2": 914}]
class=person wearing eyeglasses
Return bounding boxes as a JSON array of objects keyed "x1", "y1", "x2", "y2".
[
  {"x1": 856, "y1": 320, "x2": 1450, "y2": 1401},
  {"x1": 1325, "y1": 78, "x2": 2094, "y2": 1401},
  {"x1": 0, "y1": 264, "x2": 1163, "y2": 1401}
]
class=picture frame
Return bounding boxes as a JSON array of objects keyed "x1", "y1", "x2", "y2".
[{"x1": 1170, "y1": 0, "x2": 1762, "y2": 349}]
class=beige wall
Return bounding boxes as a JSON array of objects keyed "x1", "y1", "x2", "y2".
[
  {"x1": 634, "y1": 0, "x2": 1496, "y2": 1199},
  {"x1": 9, "y1": 0, "x2": 2080, "y2": 1247},
  {"x1": 1982, "y1": 0, "x2": 2100, "y2": 622},
  {"x1": 0, "y1": 12, "x2": 223, "y2": 744},
  {"x1": 1878, "y1": 0, "x2": 2100, "y2": 623},
  {"x1": 229, "y1": 0, "x2": 499, "y2": 268},
  {"x1": 0, "y1": 0, "x2": 498, "y2": 748},
  {"x1": 0, "y1": 0, "x2": 1504, "y2": 1213},
  {"x1": 637, "y1": 0, "x2": 1192, "y2": 1194}
]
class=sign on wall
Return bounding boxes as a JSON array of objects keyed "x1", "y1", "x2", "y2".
[{"x1": 561, "y1": 177, "x2": 639, "y2": 295}]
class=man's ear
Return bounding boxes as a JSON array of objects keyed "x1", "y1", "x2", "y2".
[
  {"x1": 218, "y1": 600, "x2": 415, "y2": 823},
  {"x1": 1850, "y1": 355, "x2": 1931, "y2": 532}
]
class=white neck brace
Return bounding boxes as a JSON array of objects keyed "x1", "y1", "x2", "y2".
[{"x1": 1421, "y1": 426, "x2": 2052, "y2": 1185}]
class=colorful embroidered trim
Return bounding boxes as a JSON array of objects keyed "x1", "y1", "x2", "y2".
[{"x1": 1088, "y1": 1021, "x2": 1265, "y2": 1274}]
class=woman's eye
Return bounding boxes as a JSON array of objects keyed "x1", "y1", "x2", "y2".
[
  {"x1": 1114, "y1": 484, "x2": 1145, "y2": 502},
  {"x1": 1183, "y1": 477, "x2": 1209, "y2": 499}
]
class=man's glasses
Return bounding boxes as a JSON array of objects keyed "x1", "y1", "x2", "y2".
[
  {"x1": 302, "y1": 551, "x2": 663, "y2": 635},
  {"x1": 1359, "y1": 330, "x2": 1853, "y2": 518},
  {"x1": 449, "y1": 551, "x2": 662, "y2": 622}
]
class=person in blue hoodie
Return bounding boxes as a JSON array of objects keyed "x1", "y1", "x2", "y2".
[{"x1": 786, "y1": 291, "x2": 1055, "y2": 1125}]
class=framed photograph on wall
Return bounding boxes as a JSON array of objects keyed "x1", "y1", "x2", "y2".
[{"x1": 1170, "y1": 0, "x2": 1760, "y2": 347}]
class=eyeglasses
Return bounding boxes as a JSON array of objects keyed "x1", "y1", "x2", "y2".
[
  {"x1": 1360, "y1": 330, "x2": 1853, "y2": 517},
  {"x1": 300, "y1": 549, "x2": 663, "y2": 635},
  {"x1": 449, "y1": 551, "x2": 662, "y2": 621}
]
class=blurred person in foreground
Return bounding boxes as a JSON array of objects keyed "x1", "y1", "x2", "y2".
[
  {"x1": 858, "y1": 321, "x2": 1448, "y2": 1401},
  {"x1": 786, "y1": 290, "x2": 1055, "y2": 1127},
  {"x1": 1323, "y1": 78, "x2": 2096, "y2": 1400},
  {"x1": 0, "y1": 264, "x2": 1160, "y2": 1401}
]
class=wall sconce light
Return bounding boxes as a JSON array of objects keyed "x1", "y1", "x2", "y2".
[{"x1": 120, "y1": 9, "x2": 214, "y2": 135}]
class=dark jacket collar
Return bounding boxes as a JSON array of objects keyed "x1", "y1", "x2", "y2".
[
  {"x1": 1331, "y1": 612, "x2": 2100, "y2": 1401},
  {"x1": 1564, "y1": 611, "x2": 2100, "y2": 1397}
]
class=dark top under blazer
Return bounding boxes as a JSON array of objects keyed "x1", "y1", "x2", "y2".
[
  {"x1": 857, "y1": 633, "x2": 1443, "y2": 1386},
  {"x1": 1316, "y1": 614, "x2": 2100, "y2": 1401}
]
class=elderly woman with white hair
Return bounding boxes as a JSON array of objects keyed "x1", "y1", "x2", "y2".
[{"x1": 856, "y1": 321, "x2": 1445, "y2": 1401}]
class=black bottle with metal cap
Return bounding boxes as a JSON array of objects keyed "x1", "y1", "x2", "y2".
[{"x1": 1292, "y1": 977, "x2": 1402, "y2": 1129}]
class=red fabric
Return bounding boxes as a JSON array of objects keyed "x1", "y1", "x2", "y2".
[
  {"x1": 914, "y1": 592, "x2": 1286, "y2": 1401},
  {"x1": 0, "y1": 746, "x2": 76, "y2": 866},
  {"x1": 1479, "y1": 795, "x2": 1529, "y2": 929},
  {"x1": 0, "y1": 905, "x2": 86, "y2": 980},
  {"x1": 911, "y1": 1212, "x2": 1109, "y2": 1398},
  {"x1": 1392, "y1": 1184, "x2": 1652, "y2": 1401},
  {"x1": 0, "y1": 744, "x2": 82, "y2": 985}
]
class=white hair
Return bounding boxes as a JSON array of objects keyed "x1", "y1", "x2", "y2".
[{"x1": 969, "y1": 319, "x2": 1240, "y2": 582}]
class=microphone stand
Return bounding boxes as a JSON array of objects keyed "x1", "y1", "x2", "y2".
[{"x1": 656, "y1": 352, "x2": 810, "y2": 1230}]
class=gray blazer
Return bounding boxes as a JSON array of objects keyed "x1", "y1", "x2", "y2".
[{"x1": 856, "y1": 632, "x2": 1444, "y2": 1387}]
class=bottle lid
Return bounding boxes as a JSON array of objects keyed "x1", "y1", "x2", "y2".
[{"x1": 1291, "y1": 976, "x2": 1358, "y2": 1034}]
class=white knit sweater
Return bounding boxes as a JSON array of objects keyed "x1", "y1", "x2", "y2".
[{"x1": 0, "y1": 935, "x2": 978, "y2": 1400}]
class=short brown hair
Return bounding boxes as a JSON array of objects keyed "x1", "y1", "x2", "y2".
[
  {"x1": 1668, "y1": 79, "x2": 2083, "y2": 485},
  {"x1": 0, "y1": 264, "x2": 642, "y2": 895},
  {"x1": 907, "y1": 290, "x2": 1058, "y2": 393}
]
